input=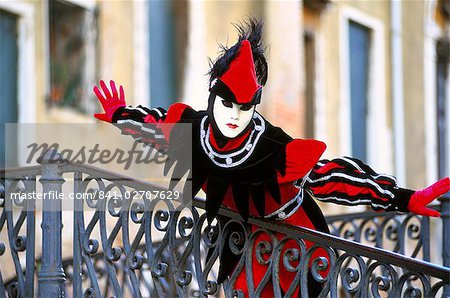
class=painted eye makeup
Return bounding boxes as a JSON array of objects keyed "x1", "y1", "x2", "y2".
[
  {"x1": 221, "y1": 100, "x2": 233, "y2": 108},
  {"x1": 240, "y1": 104, "x2": 253, "y2": 111}
]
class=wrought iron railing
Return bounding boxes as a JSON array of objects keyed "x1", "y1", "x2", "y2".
[
  {"x1": 1, "y1": 152, "x2": 449, "y2": 297},
  {"x1": 326, "y1": 210, "x2": 432, "y2": 261}
]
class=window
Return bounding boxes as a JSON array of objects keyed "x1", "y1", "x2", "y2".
[
  {"x1": 304, "y1": 31, "x2": 316, "y2": 139},
  {"x1": 340, "y1": 8, "x2": 389, "y2": 171},
  {"x1": 149, "y1": 0, "x2": 188, "y2": 108},
  {"x1": 0, "y1": 9, "x2": 18, "y2": 167},
  {"x1": 436, "y1": 38, "x2": 449, "y2": 178},
  {"x1": 49, "y1": 0, "x2": 97, "y2": 114},
  {"x1": 348, "y1": 21, "x2": 371, "y2": 162}
]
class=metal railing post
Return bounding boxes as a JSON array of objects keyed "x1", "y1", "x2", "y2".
[
  {"x1": 37, "y1": 150, "x2": 66, "y2": 297},
  {"x1": 441, "y1": 194, "x2": 450, "y2": 297},
  {"x1": 72, "y1": 171, "x2": 83, "y2": 297}
]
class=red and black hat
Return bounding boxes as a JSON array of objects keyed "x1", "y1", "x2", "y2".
[
  {"x1": 208, "y1": 19, "x2": 267, "y2": 106},
  {"x1": 209, "y1": 40, "x2": 262, "y2": 105}
]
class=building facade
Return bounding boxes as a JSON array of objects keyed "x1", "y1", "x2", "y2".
[{"x1": 0, "y1": 0, "x2": 449, "y2": 275}]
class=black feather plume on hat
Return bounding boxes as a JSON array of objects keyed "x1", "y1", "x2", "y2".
[{"x1": 208, "y1": 17, "x2": 268, "y2": 86}]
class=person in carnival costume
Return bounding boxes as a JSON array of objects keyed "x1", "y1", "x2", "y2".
[{"x1": 93, "y1": 19, "x2": 450, "y2": 297}]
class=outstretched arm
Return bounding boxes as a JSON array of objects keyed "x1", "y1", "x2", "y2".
[
  {"x1": 93, "y1": 79, "x2": 167, "y2": 124},
  {"x1": 93, "y1": 80, "x2": 191, "y2": 148},
  {"x1": 303, "y1": 156, "x2": 449, "y2": 217}
]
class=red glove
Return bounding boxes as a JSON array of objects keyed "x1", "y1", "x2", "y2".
[
  {"x1": 407, "y1": 177, "x2": 450, "y2": 217},
  {"x1": 93, "y1": 80, "x2": 126, "y2": 122}
]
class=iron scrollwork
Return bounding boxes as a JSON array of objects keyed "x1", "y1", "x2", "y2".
[{"x1": 1, "y1": 162, "x2": 449, "y2": 297}]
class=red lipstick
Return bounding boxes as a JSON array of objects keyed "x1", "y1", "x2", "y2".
[{"x1": 227, "y1": 123, "x2": 238, "y2": 129}]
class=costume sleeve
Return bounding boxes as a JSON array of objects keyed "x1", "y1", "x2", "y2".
[
  {"x1": 111, "y1": 103, "x2": 192, "y2": 149},
  {"x1": 303, "y1": 156, "x2": 413, "y2": 212}
]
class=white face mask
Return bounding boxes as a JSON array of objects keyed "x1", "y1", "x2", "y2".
[{"x1": 212, "y1": 96, "x2": 255, "y2": 138}]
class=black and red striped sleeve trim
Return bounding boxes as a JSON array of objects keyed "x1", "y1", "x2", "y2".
[
  {"x1": 304, "y1": 156, "x2": 413, "y2": 212},
  {"x1": 112, "y1": 105, "x2": 167, "y2": 123},
  {"x1": 111, "y1": 105, "x2": 169, "y2": 149}
]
